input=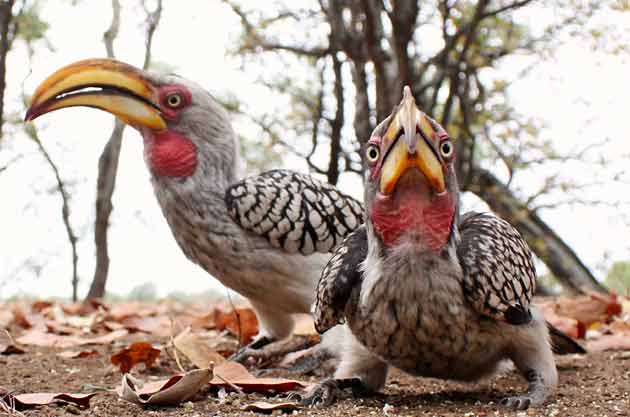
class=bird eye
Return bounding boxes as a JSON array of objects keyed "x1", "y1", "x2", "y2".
[
  {"x1": 366, "y1": 145, "x2": 380, "y2": 164},
  {"x1": 440, "y1": 140, "x2": 453, "y2": 158},
  {"x1": 165, "y1": 93, "x2": 183, "y2": 108}
]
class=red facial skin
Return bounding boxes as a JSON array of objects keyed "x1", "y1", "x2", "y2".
[
  {"x1": 143, "y1": 85, "x2": 198, "y2": 178},
  {"x1": 367, "y1": 133, "x2": 455, "y2": 252}
]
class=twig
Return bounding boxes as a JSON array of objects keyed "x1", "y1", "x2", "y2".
[
  {"x1": 168, "y1": 317, "x2": 186, "y2": 373},
  {"x1": 226, "y1": 291, "x2": 243, "y2": 347},
  {"x1": 214, "y1": 373, "x2": 244, "y2": 394}
]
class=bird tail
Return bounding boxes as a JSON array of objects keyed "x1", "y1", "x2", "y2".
[{"x1": 547, "y1": 321, "x2": 586, "y2": 355}]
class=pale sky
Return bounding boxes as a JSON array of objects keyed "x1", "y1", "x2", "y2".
[{"x1": 0, "y1": 1, "x2": 628, "y2": 299}]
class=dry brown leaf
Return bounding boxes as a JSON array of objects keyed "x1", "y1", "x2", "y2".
[
  {"x1": 241, "y1": 401, "x2": 299, "y2": 412},
  {"x1": 0, "y1": 330, "x2": 25, "y2": 355},
  {"x1": 0, "y1": 389, "x2": 97, "y2": 410},
  {"x1": 214, "y1": 307, "x2": 258, "y2": 345},
  {"x1": 0, "y1": 310, "x2": 13, "y2": 329},
  {"x1": 30, "y1": 300, "x2": 54, "y2": 313},
  {"x1": 57, "y1": 349, "x2": 100, "y2": 359},
  {"x1": 293, "y1": 314, "x2": 318, "y2": 337},
  {"x1": 587, "y1": 334, "x2": 630, "y2": 351},
  {"x1": 16, "y1": 328, "x2": 128, "y2": 348},
  {"x1": 608, "y1": 318, "x2": 630, "y2": 335},
  {"x1": 45, "y1": 320, "x2": 81, "y2": 335},
  {"x1": 212, "y1": 361, "x2": 306, "y2": 393},
  {"x1": 121, "y1": 315, "x2": 172, "y2": 337},
  {"x1": 551, "y1": 292, "x2": 622, "y2": 327},
  {"x1": 173, "y1": 327, "x2": 226, "y2": 368},
  {"x1": 118, "y1": 368, "x2": 212, "y2": 405},
  {"x1": 111, "y1": 342, "x2": 161, "y2": 373}
]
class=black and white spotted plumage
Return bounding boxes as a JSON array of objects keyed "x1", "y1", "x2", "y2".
[
  {"x1": 313, "y1": 211, "x2": 537, "y2": 331},
  {"x1": 457, "y1": 212, "x2": 536, "y2": 325},
  {"x1": 225, "y1": 170, "x2": 364, "y2": 255},
  {"x1": 314, "y1": 225, "x2": 367, "y2": 333}
]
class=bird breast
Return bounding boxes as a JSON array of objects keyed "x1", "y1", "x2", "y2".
[{"x1": 348, "y1": 250, "x2": 508, "y2": 380}]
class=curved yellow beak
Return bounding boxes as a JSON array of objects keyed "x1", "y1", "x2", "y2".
[
  {"x1": 25, "y1": 58, "x2": 166, "y2": 131},
  {"x1": 379, "y1": 87, "x2": 445, "y2": 195}
]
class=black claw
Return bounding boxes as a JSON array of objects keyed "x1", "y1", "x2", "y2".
[
  {"x1": 300, "y1": 378, "x2": 366, "y2": 407},
  {"x1": 501, "y1": 396, "x2": 532, "y2": 410}
]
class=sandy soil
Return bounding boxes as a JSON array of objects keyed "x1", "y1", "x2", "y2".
[{"x1": 1, "y1": 340, "x2": 628, "y2": 417}]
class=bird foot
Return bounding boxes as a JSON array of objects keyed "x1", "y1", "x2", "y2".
[
  {"x1": 295, "y1": 378, "x2": 367, "y2": 407},
  {"x1": 230, "y1": 335, "x2": 319, "y2": 367},
  {"x1": 229, "y1": 335, "x2": 274, "y2": 364},
  {"x1": 256, "y1": 347, "x2": 334, "y2": 377},
  {"x1": 500, "y1": 395, "x2": 534, "y2": 410}
]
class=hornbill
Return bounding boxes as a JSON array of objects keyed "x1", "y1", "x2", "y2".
[
  {"x1": 307, "y1": 88, "x2": 578, "y2": 409},
  {"x1": 25, "y1": 58, "x2": 364, "y2": 362}
]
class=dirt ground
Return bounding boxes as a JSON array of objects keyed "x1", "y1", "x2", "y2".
[{"x1": 1, "y1": 339, "x2": 628, "y2": 417}]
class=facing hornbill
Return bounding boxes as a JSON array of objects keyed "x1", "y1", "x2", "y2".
[
  {"x1": 25, "y1": 58, "x2": 364, "y2": 361},
  {"x1": 307, "y1": 88, "x2": 570, "y2": 409}
]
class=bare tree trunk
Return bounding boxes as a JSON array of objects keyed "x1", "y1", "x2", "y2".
[
  {"x1": 27, "y1": 126, "x2": 80, "y2": 300},
  {"x1": 87, "y1": 0, "x2": 162, "y2": 299},
  {"x1": 0, "y1": 0, "x2": 15, "y2": 139},
  {"x1": 469, "y1": 168, "x2": 607, "y2": 294}
]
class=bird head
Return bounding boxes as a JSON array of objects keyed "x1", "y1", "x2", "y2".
[
  {"x1": 364, "y1": 87, "x2": 458, "y2": 252},
  {"x1": 25, "y1": 58, "x2": 237, "y2": 183}
]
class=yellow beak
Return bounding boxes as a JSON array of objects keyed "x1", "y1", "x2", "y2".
[
  {"x1": 379, "y1": 87, "x2": 445, "y2": 195},
  {"x1": 25, "y1": 58, "x2": 166, "y2": 131}
]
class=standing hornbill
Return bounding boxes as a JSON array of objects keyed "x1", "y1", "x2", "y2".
[
  {"x1": 25, "y1": 58, "x2": 364, "y2": 362},
  {"x1": 308, "y1": 87, "x2": 566, "y2": 409}
]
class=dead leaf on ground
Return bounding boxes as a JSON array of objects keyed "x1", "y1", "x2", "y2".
[
  {"x1": 121, "y1": 315, "x2": 172, "y2": 337},
  {"x1": 118, "y1": 368, "x2": 212, "y2": 405},
  {"x1": 16, "y1": 328, "x2": 128, "y2": 348},
  {"x1": 292, "y1": 314, "x2": 318, "y2": 337},
  {"x1": 214, "y1": 307, "x2": 258, "y2": 345},
  {"x1": 212, "y1": 361, "x2": 306, "y2": 393},
  {"x1": 548, "y1": 292, "x2": 622, "y2": 327},
  {"x1": 0, "y1": 388, "x2": 97, "y2": 410},
  {"x1": 0, "y1": 310, "x2": 12, "y2": 329},
  {"x1": 0, "y1": 330, "x2": 25, "y2": 355},
  {"x1": 173, "y1": 327, "x2": 226, "y2": 369},
  {"x1": 587, "y1": 333, "x2": 630, "y2": 351},
  {"x1": 241, "y1": 401, "x2": 299, "y2": 412},
  {"x1": 57, "y1": 349, "x2": 100, "y2": 359},
  {"x1": 111, "y1": 342, "x2": 161, "y2": 373}
]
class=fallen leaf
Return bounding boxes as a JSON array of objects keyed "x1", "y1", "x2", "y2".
[
  {"x1": 111, "y1": 342, "x2": 161, "y2": 373},
  {"x1": 292, "y1": 314, "x2": 318, "y2": 336},
  {"x1": 173, "y1": 327, "x2": 226, "y2": 368},
  {"x1": 118, "y1": 368, "x2": 212, "y2": 405},
  {"x1": 0, "y1": 388, "x2": 97, "y2": 410},
  {"x1": 587, "y1": 333, "x2": 630, "y2": 351},
  {"x1": 57, "y1": 349, "x2": 100, "y2": 359},
  {"x1": 214, "y1": 307, "x2": 258, "y2": 345},
  {"x1": 241, "y1": 401, "x2": 299, "y2": 412},
  {"x1": 212, "y1": 361, "x2": 306, "y2": 393},
  {"x1": 0, "y1": 330, "x2": 25, "y2": 355},
  {"x1": 0, "y1": 310, "x2": 12, "y2": 329},
  {"x1": 31, "y1": 300, "x2": 54, "y2": 313},
  {"x1": 121, "y1": 315, "x2": 172, "y2": 337},
  {"x1": 551, "y1": 292, "x2": 622, "y2": 327},
  {"x1": 16, "y1": 328, "x2": 128, "y2": 348}
]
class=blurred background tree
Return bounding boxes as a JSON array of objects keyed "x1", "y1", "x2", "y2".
[{"x1": 1, "y1": 0, "x2": 628, "y2": 299}]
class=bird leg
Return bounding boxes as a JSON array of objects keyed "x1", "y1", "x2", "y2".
[
  {"x1": 297, "y1": 377, "x2": 369, "y2": 407},
  {"x1": 502, "y1": 318, "x2": 558, "y2": 410}
]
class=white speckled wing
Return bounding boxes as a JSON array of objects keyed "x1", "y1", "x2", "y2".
[
  {"x1": 457, "y1": 212, "x2": 536, "y2": 325},
  {"x1": 225, "y1": 170, "x2": 364, "y2": 255}
]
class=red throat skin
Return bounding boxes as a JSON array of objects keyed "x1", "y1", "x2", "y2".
[
  {"x1": 369, "y1": 175, "x2": 455, "y2": 251},
  {"x1": 144, "y1": 130, "x2": 198, "y2": 178}
]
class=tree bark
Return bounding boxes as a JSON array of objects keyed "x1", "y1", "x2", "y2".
[
  {"x1": 0, "y1": 0, "x2": 15, "y2": 139},
  {"x1": 469, "y1": 168, "x2": 607, "y2": 294},
  {"x1": 87, "y1": 0, "x2": 162, "y2": 299}
]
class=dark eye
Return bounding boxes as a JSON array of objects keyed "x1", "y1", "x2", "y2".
[
  {"x1": 366, "y1": 145, "x2": 380, "y2": 164},
  {"x1": 440, "y1": 140, "x2": 453, "y2": 158},
  {"x1": 165, "y1": 93, "x2": 183, "y2": 108}
]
